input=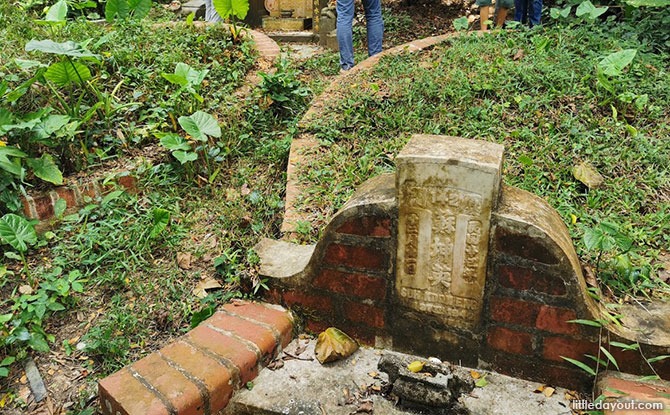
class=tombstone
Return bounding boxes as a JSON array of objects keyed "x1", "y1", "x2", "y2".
[
  {"x1": 262, "y1": 0, "x2": 313, "y2": 30},
  {"x1": 392, "y1": 135, "x2": 504, "y2": 362}
]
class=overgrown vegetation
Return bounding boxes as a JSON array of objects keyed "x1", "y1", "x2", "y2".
[
  {"x1": 1, "y1": 0, "x2": 669, "y2": 411},
  {"x1": 1, "y1": 0, "x2": 310, "y2": 411}
]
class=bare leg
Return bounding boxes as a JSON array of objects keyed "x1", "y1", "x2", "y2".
[
  {"x1": 496, "y1": 7, "x2": 508, "y2": 27},
  {"x1": 480, "y1": 5, "x2": 490, "y2": 31}
]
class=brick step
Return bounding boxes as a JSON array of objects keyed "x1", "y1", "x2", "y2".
[
  {"x1": 98, "y1": 301, "x2": 294, "y2": 415},
  {"x1": 597, "y1": 371, "x2": 669, "y2": 415}
]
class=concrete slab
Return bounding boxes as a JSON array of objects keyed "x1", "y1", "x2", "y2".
[
  {"x1": 224, "y1": 339, "x2": 577, "y2": 415},
  {"x1": 267, "y1": 31, "x2": 317, "y2": 43}
]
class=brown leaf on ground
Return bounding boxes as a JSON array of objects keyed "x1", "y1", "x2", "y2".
[
  {"x1": 19, "y1": 284, "x2": 33, "y2": 295},
  {"x1": 177, "y1": 252, "x2": 192, "y2": 269},
  {"x1": 192, "y1": 278, "x2": 222, "y2": 298},
  {"x1": 513, "y1": 49, "x2": 525, "y2": 60},
  {"x1": 573, "y1": 162, "x2": 604, "y2": 189},
  {"x1": 354, "y1": 400, "x2": 374, "y2": 413},
  {"x1": 314, "y1": 328, "x2": 359, "y2": 364}
]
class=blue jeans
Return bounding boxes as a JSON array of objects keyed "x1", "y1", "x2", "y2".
[
  {"x1": 336, "y1": 0, "x2": 384, "y2": 70},
  {"x1": 514, "y1": 0, "x2": 542, "y2": 26}
]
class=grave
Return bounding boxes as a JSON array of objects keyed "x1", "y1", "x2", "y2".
[{"x1": 257, "y1": 134, "x2": 670, "y2": 390}]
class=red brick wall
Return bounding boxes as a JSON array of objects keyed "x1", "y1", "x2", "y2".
[{"x1": 265, "y1": 210, "x2": 395, "y2": 346}]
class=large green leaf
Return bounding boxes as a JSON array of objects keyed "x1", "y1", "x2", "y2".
[
  {"x1": 159, "y1": 133, "x2": 192, "y2": 151},
  {"x1": 598, "y1": 49, "x2": 637, "y2": 77},
  {"x1": 128, "y1": 0, "x2": 152, "y2": 19},
  {"x1": 0, "y1": 146, "x2": 28, "y2": 177},
  {"x1": 178, "y1": 111, "x2": 221, "y2": 141},
  {"x1": 105, "y1": 0, "x2": 130, "y2": 21},
  {"x1": 45, "y1": 0, "x2": 68, "y2": 22},
  {"x1": 213, "y1": 0, "x2": 249, "y2": 20},
  {"x1": 26, "y1": 154, "x2": 63, "y2": 185},
  {"x1": 150, "y1": 208, "x2": 170, "y2": 238},
  {"x1": 174, "y1": 62, "x2": 208, "y2": 86},
  {"x1": 0, "y1": 213, "x2": 38, "y2": 253},
  {"x1": 576, "y1": 0, "x2": 608, "y2": 20},
  {"x1": 25, "y1": 40, "x2": 100, "y2": 60},
  {"x1": 32, "y1": 114, "x2": 70, "y2": 140},
  {"x1": 173, "y1": 151, "x2": 198, "y2": 164},
  {"x1": 44, "y1": 61, "x2": 92, "y2": 86}
]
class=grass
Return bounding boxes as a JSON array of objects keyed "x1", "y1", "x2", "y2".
[{"x1": 296, "y1": 22, "x2": 670, "y2": 299}]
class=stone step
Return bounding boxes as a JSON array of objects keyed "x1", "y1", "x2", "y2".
[
  {"x1": 98, "y1": 301, "x2": 294, "y2": 415},
  {"x1": 266, "y1": 30, "x2": 316, "y2": 43},
  {"x1": 597, "y1": 371, "x2": 670, "y2": 415}
]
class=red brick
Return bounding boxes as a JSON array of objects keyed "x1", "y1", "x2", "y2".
[
  {"x1": 336, "y1": 216, "x2": 391, "y2": 237},
  {"x1": 21, "y1": 196, "x2": 35, "y2": 219},
  {"x1": 305, "y1": 319, "x2": 330, "y2": 335},
  {"x1": 206, "y1": 312, "x2": 277, "y2": 358},
  {"x1": 159, "y1": 341, "x2": 234, "y2": 414},
  {"x1": 598, "y1": 372, "x2": 670, "y2": 415},
  {"x1": 282, "y1": 290, "x2": 334, "y2": 314},
  {"x1": 98, "y1": 368, "x2": 170, "y2": 415},
  {"x1": 489, "y1": 297, "x2": 541, "y2": 327},
  {"x1": 131, "y1": 353, "x2": 204, "y2": 415},
  {"x1": 33, "y1": 195, "x2": 54, "y2": 220},
  {"x1": 487, "y1": 326, "x2": 533, "y2": 355},
  {"x1": 78, "y1": 182, "x2": 98, "y2": 201},
  {"x1": 495, "y1": 227, "x2": 559, "y2": 264},
  {"x1": 496, "y1": 265, "x2": 566, "y2": 296},
  {"x1": 323, "y1": 243, "x2": 388, "y2": 271},
  {"x1": 344, "y1": 301, "x2": 385, "y2": 328},
  {"x1": 542, "y1": 336, "x2": 598, "y2": 362},
  {"x1": 313, "y1": 269, "x2": 387, "y2": 301},
  {"x1": 535, "y1": 306, "x2": 579, "y2": 335},
  {"x1": 222, "y1": 301, "x2": 294, "y2": 348},
  {"x1": 187, "y1": 325, "x2": 259, "y2": 384},
  {"x1": 55, "y1": 187, "x2": 77, "y2": 209},
  {"x1": 116, "y1": 175, "x2": 137, "y2": 191}
]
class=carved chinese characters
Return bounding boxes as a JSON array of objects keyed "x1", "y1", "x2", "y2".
[{"x1": 396, "y1": 135, "x2": 504, "y2": 331}]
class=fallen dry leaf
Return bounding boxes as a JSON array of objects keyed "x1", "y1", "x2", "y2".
[
  {"x1": 240, "y1": 183, "x2": 251, "y2": 196},
  {"x1": 513, "y1": 48, "x2": 525, "y2": 60},
  {"x1": 368, "y1": 371, "x2": 379, "y2": 378},
  {"x1": 573, "y1": 161, "x2": 604, "y2": 189},
  {"x1": 470, "y1": 370, "x2": 481, "y2": 379},
  {"x1": 177, "y1": 252, "x2": 192, "y2": 270},
  {"x1": 355, "y1": 400, "x2": 374, "y2": 413},
  {"x1": 192, "y1": 277, "x2": 222, "y2": 298},
  {"x1": 314, "y1": 327, "x2": 359, "y2": 364},
  {"x1": 19, "y1": 285, "x2": 33, "y2": 295}
]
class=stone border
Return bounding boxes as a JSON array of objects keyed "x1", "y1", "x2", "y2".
[
  {"x1": 98, "y1": 301, "x2": 294, "y2": 415},
  {"x1": 282, "y1": 33, "x2": 455, "y2": 234}
]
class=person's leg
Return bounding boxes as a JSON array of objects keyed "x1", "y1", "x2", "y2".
[
  {"x1": 529, "y1": 0, "x2": 542, "y2": 26},
  {"x1": 336, "y1": 0, "x2": 355, "y2": 70},
  {"x1": 496, "y1": 7, "x2": 508, "y2": 27},
  {"x1": 479, "y1": 5, "x2": 490, "y2": 31},
  {"x1": 513, "y1": 0, "x2": 526, "y2": 23},
  {"x1": 363, "y1": 0, "x2": 383, "y2": 56},
  {"x1": 476, "y1": 0, "x2": 492, "y2": 30}
]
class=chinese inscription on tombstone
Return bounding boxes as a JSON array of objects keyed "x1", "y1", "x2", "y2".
[{"x1": 396, "y1": 135, "x2": 504, "y2": 330}]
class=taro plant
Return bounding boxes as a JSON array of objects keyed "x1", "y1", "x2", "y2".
[
  {"x1": 161, "y1": 62, "x2": 209, "y2": 114},
  {"x1": 157, "y1": 110, "x2": 224, "y2": 182},
  {"x1": 0, "y1": 213, "x2": 38, "y2": 279},
  {"x1": 212, "y1": 0, "x2": 250, "y2": 42},
  {"x1": 105, "y1": 0, "x2": 152, "y2": 22}
]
